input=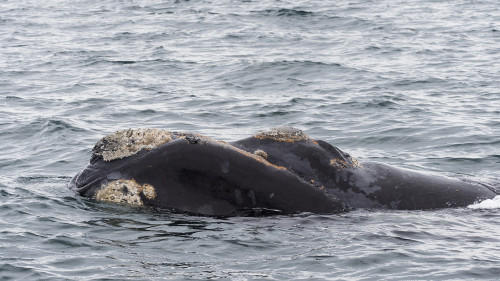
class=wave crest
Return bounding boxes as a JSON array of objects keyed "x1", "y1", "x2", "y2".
[{"x1": 468, "y1": 195, "x2": 500, "y2": 209}]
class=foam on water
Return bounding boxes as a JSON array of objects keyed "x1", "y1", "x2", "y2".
[{"x1": 468, "y1": 195, "x2": 500, "y2": 210}]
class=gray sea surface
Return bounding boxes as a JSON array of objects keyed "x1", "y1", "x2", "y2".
[{"x1": 1, "y1": 0, "x2": 499, "y2": 280}]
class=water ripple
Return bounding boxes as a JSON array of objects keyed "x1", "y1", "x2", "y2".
[{"x1": 1, "y1": 0, "x2": 500, "y2": 279}]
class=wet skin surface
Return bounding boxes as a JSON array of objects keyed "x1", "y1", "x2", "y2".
[{"x1": 69, "y1": 130, "x2": 498, "y2": 216}]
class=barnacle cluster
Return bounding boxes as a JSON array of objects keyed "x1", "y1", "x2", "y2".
[
  {"x1": 254, "y1": 126, "x2": 310, "y2": 142},
  {"x1": 330, "y1": 156, "x2": 362, "y2": 170},
  {"x1": 92, "y1": 128, "x2": 173, "y2": 161},
  {"x1": 95, "y1": 179, "x2": 157, "y2": 205},
  {"x1": 253, "y1": 149, "x2": 268, "y2": 160}
]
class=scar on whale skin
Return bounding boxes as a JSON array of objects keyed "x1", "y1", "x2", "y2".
[{"x1": 96, "y1": 179, "x2": 156, "y2": 205}]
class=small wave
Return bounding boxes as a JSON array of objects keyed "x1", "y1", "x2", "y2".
[
  {"x1": 0, "y1": 189, "x2": 12, "y2": 197},
  {"x1": 468, "y1": 196, "x2": 500, "y2": 209},
  {"x1": 108, "y1": 60, "x2": 136, "y2": 65},
  {"x1": 217, "y1": 60, "x2": 348, "y2": 87},
  {"x1": 5, "y1": 95, "x2": 22, "y2": 100},
  {"x1": 257, "y1": 8, "x2": 314, "y2": 17},
  {"x1": 254, "y1": 110, "x2": 298, "y2": 118},
  {"x1": 391, "y1": 78, "x2": 447, "y2": 88}
]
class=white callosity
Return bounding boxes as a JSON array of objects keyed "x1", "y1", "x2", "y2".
[
  {"x1": 93, "y1": 128, "x2": 173, "y2": 161},
  {"x1": 330, "y1": 157, "x2": 362, "y2": 170},
  {"x1": 254, "y1": 126, "x2": 310, "y2": 142},
  {"x1": 95, "y1": 179, "x2": 157, "y2": 205},
  {"x1": 253, "y1": 149, "x2": 268, "y2": 160}
]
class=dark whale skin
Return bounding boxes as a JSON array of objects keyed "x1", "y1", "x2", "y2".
[
  {"x1": 232, "y1": 137, "x2": 497, "y2": 210},
  {"x1": 69, "y1": 137, "x2": 345, "y2": 216},
  {"x1": 69, "y1": 131, "x2": 497, "y2": 216}
]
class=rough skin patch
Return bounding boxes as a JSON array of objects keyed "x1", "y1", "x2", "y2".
[
  {"x1": 254, "y1": 126, "x2": 310, "y2": 142},
  {"x1": 174, "y1": 132, "x2": 287, "y2": 171},
  {"x1": 254, "y1": 149, "x2": 268, "y2": 160},
  {"x1": 173, "y1": 132, "x2": 211, "y2": 145},
  {"x1": 330, "y1": 157, "x2": 362, "y2": 170},
  {"x1": 96, "y1": 179, "x2": 156, "y2": 205},
  {"x1": 93, "y1": 128, "x2": 172, "y2": 161},
  {"x1": 217, "y1": 141, "x2": 287, "y2": 171}
]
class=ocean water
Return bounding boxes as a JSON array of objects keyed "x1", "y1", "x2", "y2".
[{"x1": 1, "y1": 0, "x2": 499, "y2": 280}]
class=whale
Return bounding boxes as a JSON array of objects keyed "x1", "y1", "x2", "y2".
[{"x1": 68, "y1": 127, "x2": 498, "y2": 216}]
